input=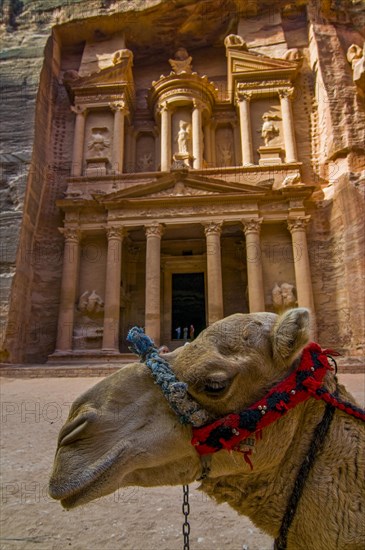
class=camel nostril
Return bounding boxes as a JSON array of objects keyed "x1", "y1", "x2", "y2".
[{"x1": 59, "y1": 419, "x2": 89, "y2": 447}]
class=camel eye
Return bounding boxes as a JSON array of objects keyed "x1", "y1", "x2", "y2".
[{"x1": 202, "y1": 379, "x2": 230, "y2": 396}]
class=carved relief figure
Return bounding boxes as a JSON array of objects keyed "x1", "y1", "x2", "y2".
[
  {"x1": 346, "y1": 43, "x2": 365, "y2": 93},
  {"x1": 261, "y1": 113, "x2": 280, "y2": 146},
  {"x1": 177, "y1": 120, "x2": 191, "y2": 155},
  {"x1": 169, "y1": 48, "x2": 193, "y2": 74},
  {"x1": 272, "y1": 283, "x2": 297, "y2": 312},
  {"x1": 87, "y1": 127, "x2": 110, "y2": 158},
  {"x1": 218, "y1": 143, "x2": 232, "y2": 166},
  {"x1": 347, "y1": 43, "x2": 363, "y2": 70},
  {"x1": 78, "y1": 290, "x2": 104, "y2": 314},
  {"x1": 138, "y1": 153, "x2": 153, "y2": 172}
]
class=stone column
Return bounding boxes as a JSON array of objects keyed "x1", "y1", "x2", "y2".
[
  {"x1": 204, "y1": 122, "x2": 212, "y2": 167},
  {"x1": 242, "y1": 219, "x2": 265, "y2": 312},
  {"x1": 71, "y1": 105, "x2": 87, "y2": 176},
  {"x1": 210, "y1": 118, "x2": 217, "y2": 166},
  {"x1": 55, "y1": 227, "x2": 81, "y2": 352},
  {"x1": 145, "y1": 223, "x2": 164, "y2": 345},
  {"x1": 160, "y1": 102, "x2": 172, "y2": 172},
  {"x1": 102, "y1": 226, "x2": 126, "y2": 352},
  {"x1": 236, "y1": 91, "x2": 254, "y2": 166},
  {"x1": 204, "y1": 221, "x2": 224, "y2": 324},
  {"x1": 111, "y1": 101, "x2": 128, "y2": 174},
  {"x1": 279, "y1": 88, "x2": 298, "y2": 163},
  {"x1": 287, "y1": 217, "x2": 315, "y2": 315},
  {"x1": 192, "y1": 100, "x2": 204, "y2": 169}
]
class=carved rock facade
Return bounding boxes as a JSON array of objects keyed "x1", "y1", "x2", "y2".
[{"x1": 0, "y1": 1, "x2": 364, "y2": 369}]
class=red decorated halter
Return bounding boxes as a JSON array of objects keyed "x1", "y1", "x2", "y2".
[{"x1": 191, "y1": 343, "x2": 365, "y2": 460}]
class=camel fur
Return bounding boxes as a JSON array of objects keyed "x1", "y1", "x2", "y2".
[{"x1": 49, "y1": 309, "x2": 365, "y2": 550}]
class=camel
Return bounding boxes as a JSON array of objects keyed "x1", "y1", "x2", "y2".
[{"x1": 49, "y1": 309, "x2": 365, "y2": 550}]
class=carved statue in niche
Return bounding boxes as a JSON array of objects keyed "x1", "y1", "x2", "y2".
[
  {"x1": 218, "y1": 143, "x2": 233, "y2": 166},
  {"x1": 169, "y1": 48, "x2": 193, "y2": 74},
  {"x1": 78, "y1": 290, "x2": 104, "y2": 315},
  {"x1": 272, "y1": 283, "x2": 297, "y2": 313},
  {"x1": 346, "y1": 43, "x2": 365, "y2": 93},
  {"x1": 177, "y1": 120, "x2": 192, "y2": 154},
  {"x1": 138, "y1": 153, "x2": 153, "y2": 172},
  {"x1": 87, "y1": 128, "x2": 110, "y2": 158},
  {"x1": 260, "y1": 113, "x2": 280, "y2": 146}
]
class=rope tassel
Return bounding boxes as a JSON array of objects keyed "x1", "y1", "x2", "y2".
[{"x1": 127, "y1": 327, "x2": 212, "y2": 427}]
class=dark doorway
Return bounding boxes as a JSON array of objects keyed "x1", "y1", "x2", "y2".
[{"x1": 171, "y1": 273, "x2": 206, "y2": 340}]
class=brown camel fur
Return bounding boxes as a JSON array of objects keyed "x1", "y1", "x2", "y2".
[{"x1": 49, "y1": 309, "x2": 365, "y2": 549}]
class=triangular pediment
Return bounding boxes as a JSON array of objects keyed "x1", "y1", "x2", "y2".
[
  {"x1": 67, "y1": 60, "x2": 133, "y2": 90},
  {"x1": 230, "y1": 50, "x2": 298, "y2": 77},
  {"x1": 96, "y1": 173, "x2": 269, "y2": 204},
  {"x1": 63, "y1": 52, "x2": 134, "y2": 104},
  {"x1": 226, "y1": 48, "x2": 298, "y2": 99}
]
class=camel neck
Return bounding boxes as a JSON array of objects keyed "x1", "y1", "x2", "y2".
[{"x1": 199, "y1": 396, "x2": 329, "y2": 538}]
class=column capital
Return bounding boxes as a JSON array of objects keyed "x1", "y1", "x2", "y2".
[
  {"x1": 235, "y1": 89, "x2": 253, "y2": 104},
  {"x1": 70, "y1": 104, "x2": 87, "y2": 116},
  {"x1": 278, "y1": 87, "x2": 295, "y2": 100},
  {"x1": 145, "y1": 222, "x2": 165, "y2": 238},
  {"x1": 59, "y1": 227, "x2": 81, "y2": 243},
  {"x1": 203, "y1": 221, "x2": 223, "y2": 236},
  {"x1": 106, "y1": 226, "x2": 127, "y2": 240},
  {"x1": 192, "y1": 98, "x2": 205, "y2": 111},
  {"x1": 242, "y1": 218, "x2": 263, "y2": 235},
  {"x1": 287, "y1": 216, "x2": 310, "y2": 232},
  {"x1": 110, "y1": 100, "x2": 129, "y2": 115},
  {"x1": 158, "y1": 101, "x2": 171, "y2": 115}
]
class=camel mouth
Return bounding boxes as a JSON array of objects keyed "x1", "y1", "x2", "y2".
[
  {"x1": 59, "y1": 481, "x2": 105, "y2": 510},
  {"x1": 49, "y1": 440, "x2": 134, "y2": 508}
]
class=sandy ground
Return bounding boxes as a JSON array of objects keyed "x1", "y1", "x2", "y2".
[{"x1": 0, "y1": 373, "x2": 364, "y2": 550}]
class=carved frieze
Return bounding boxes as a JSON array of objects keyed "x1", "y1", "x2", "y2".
[
  {"x1": 148, "y1": 182, "x2": 216, "y2": 197},
  {"x1": 236, "y1": 80, "x2": 292, "y2": 96}
]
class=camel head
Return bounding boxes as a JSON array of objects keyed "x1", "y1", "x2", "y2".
[{"x1": 49, "y1": 308, "x2": 311, "y2": 509}]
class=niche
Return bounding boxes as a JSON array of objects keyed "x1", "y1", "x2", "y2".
[
  {"x1": 135, "y1": 132, "x2": 156, "y2": 172},
  {"x1": 215, "y1": 124, "x2": 235, "y2": 167}
]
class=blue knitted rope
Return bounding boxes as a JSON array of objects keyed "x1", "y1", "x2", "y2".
[{"x1": 127, "y1": 327, "x2": 211, "y2": 426}]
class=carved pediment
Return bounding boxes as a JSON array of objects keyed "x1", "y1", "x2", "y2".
[
  {"x1": 230, "y1": 51, "x2": 298, "y2": 77},
  {"x1": 147, "y1": 182, "x2": 217, "y2": 198},
  {"x1": 95, "y1": 174, "x2": 268, "y2": 205},
  {"x1": 63, "y1": 50, "x2": 134, "y2": 104},
  {"x1": 225, "y1": 44, "x2": 298, "y2": 100}
]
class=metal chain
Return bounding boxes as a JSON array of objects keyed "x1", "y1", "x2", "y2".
[{"x1": 182, "y1": 484, "x2": 191, "y2": 550}]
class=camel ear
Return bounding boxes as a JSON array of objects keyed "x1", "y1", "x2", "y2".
[{"x1": 272, "y1": 308, "x2": 311, "y2": 365}]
